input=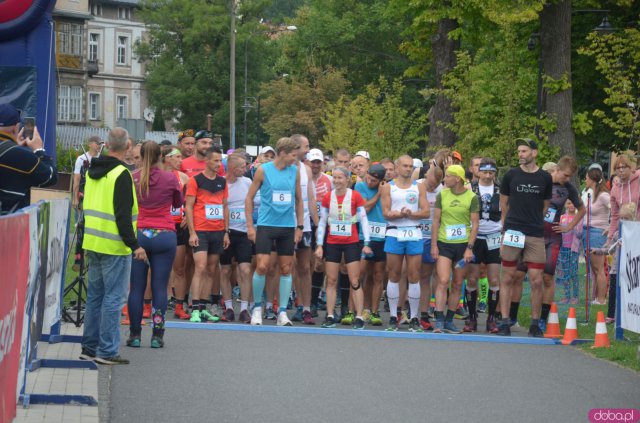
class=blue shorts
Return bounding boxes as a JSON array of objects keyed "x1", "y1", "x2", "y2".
[
  {"x1": 583, "y1": 226, "x2": 606, "y2": 250},
  {"x1": 384, "y1": 236, "x2": 423, "y2": 256},
  {"x1": 421, "y1": 238, "x2": 436, "y2": 264}
]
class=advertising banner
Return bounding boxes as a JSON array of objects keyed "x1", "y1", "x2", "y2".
[
  {"x1": 619, "y1": 221, "x2": 640, "y2": 334},
  {"x1": 42, "y1": 199, "x2": 69, "y2": 330}
]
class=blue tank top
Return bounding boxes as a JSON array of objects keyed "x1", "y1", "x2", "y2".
[
  {"x1": 354, "y1": 181, "x2": 386, "y2": 240},
  {"x1": 257, "y1": 161, "x2": 298, "y2": 227}
]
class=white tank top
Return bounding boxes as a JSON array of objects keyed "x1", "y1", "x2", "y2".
[
  {"x1": 388, "y1": 180, "x2": 420, "y2": 236},
  {"x1": 297, "y1": 163, "x2": 311, "y2": 231},
  {"x1": 227, "y1": 176, "x2": 252, "y2": 232}
]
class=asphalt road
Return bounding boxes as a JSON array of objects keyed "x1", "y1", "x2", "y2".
[{"x1": 105, "y1": 322, "x2": 639, "y2": 423}]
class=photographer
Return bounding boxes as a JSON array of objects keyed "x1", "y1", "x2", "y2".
[{"x1": 72, "y1": 136, "x2": 103, "y2": 209}]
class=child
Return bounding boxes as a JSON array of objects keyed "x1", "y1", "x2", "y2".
[{"x1": 556, "y1": 200, "x2": 582, "y2": 304}]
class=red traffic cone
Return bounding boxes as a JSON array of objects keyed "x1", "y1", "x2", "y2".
[
  {"x1": 592, "y1": 311, "x2": 611, "y2": 349},
  {"x1": 544, "y1": 303, "x2": 562, "y2": 338},
  {"x1": 561, "y1": 307, "x2": 579, "y2": 345}
]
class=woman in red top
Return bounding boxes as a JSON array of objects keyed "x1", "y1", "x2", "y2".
[
  {"x1": 315, "y1": 167, "x2": 372, "y2": 329},
  {"x1": 127, "y1": 141, "x2": 183, "y2": 349},
  {"x1": 161, "y1": 146, "x2": 190, "y2": 319}
]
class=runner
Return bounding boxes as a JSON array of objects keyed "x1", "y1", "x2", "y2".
[
  {"x1": 220, "y1": 154, "x2": 253, "y2": 323},
  {"x1": 430, "y1": 164, "x2": 479, "y2": 333},
  {"x1": 497, "y1": 138, "x2": 553, "y2": 337},
  {"x1": 380, "y1": 155, "x2": 430, "y2": 332},
  {"x1": 177, "y1": 129, "x2": 196, "y2": 158},
  {"x1": 355, "y1": 164, "x2": 388, "y2": 326},
  {"x1": 246, "y1": 137, "x2": 304, "y2": 326},
  {"x1": 184, "y1": 146, "x2": 230, "y2": 323},
  {"x1": 466, "y1": 158, "x2": 501, "y2": 333},
  {"x1": 316, "y1": 167, "x2": 372, "y2": 329}
]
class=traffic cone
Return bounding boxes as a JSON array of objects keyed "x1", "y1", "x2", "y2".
[
  {"x1": 544, "y1": 303, "x2": 562, "y2": 338},
  {"x1": 591, "y1": 311, "x2": 611, "y2": 349},
  {"x1": 561, "y1": 307, "x2": 579, "y2": 345}
]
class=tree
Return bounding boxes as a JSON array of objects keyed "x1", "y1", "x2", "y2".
[{"x1": 321, "y1": 79, "x2": 426, "y2": 160}]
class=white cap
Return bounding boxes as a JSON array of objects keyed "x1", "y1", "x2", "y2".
[
  {"x1": 261, "y1": 146, "x2": 275, "y2": 155},
  {"x1": 355, "y1": 150, "x2": 370, "y2": 160},
  {"x1": 307, "y1": 148, "x2": 323, "y2": 162},
  {"x1": 412, "y1": 158, "x2": 423, "y2": 168}
]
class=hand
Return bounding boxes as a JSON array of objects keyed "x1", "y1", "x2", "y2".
[
  {"x1": 552, "y1": 224, "x2": 570, "y2": 234},
  {"x1": 133, "y1": 247, "x2": 147, "y2": 262},
  {"x1": 24, "y1": 126, "x2": 44, "y2": 151},
  {"x1": 189, "y1": 233, "x2": 199, "y2": 247},
  {"x1": 431, "y1": 244, "x2": 439, "y2": 260},
  {"x1": 72, "y1": 198, "x2": 79, "y2": 209},
  {"x1": 315, "y1": 246, "x2": 323, "y2": 260},
  {"x1": 294, "y1": 228, "x2": 302, "y2": 244},
  {"x1": 362, "y1": 245, "x2": 373, "y2": 256},
  {"x1": 463, "y1": 248, "x2": 474, "y2": 263},
  {"x1": 247, "y1": 227, "x2": 256, "y2": 243},
  {"x1": 223, "y1": 233, "x2": 230, "y2": 249}
]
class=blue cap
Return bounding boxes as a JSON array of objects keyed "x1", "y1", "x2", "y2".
[{"x1": 0, "y1": 104, "x2": 21, "y2": 126}]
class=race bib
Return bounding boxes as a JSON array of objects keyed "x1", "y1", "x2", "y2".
[
  {"x1": 419, "y1": 219, "x2": 432, "y2": 238},
  {"x1": 170, "y1": 206, "x2": 182, "y2": 217},
  {"x1": 369, "y1": 221, "x2": 386, "y2": 240},
  {"x1": 397, "y1": 226, "x2": 421, "y2": 242},
  {"x1": 486, "y1": 232, "x2": 502, "y2": 251},
  {"x1": 502, "y1": 230, "x2": 525, "y2": 248},
  {"x1": 273, "y1": 190, "x2": 292, "y2": 205},
  {"x1": 330, "y1": 221, "x2": 352, "y2": 237},
  {"x1": 446, "y1": 224, "x2": 467, "y2": 241},
  {"x1": 544, "y1": 207, "x2": 557, "y2": 224},
  {"x1": 229, "y1": 208, "x2": 246, "y2": 223},
  {"x1": 205, "y1": 204, "x2": 223, "y2": 220}
]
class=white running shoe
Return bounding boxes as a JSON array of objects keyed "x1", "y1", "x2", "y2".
[
  {"x1": 251, "y1": 307, "x2": 263, "y2": 326},
  {"x1": 277, "y1": 311, "x2": 293, "y2": 326}
]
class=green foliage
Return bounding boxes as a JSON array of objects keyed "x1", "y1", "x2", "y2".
[
  {"x1": 320, "y1": 79, "x2": 426, "y2": 160},
  {"x1": 542, "y1": 73, "x2": 571, "y2": 95},
  {"x1": 56, "y1": 142, "x2": 78, "y2": 173},
  {"x1": 579, "y1": 27, "x2": 640, "y2": 151}
]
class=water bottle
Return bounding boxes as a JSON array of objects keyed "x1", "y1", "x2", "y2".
[{"x1": 455, "y1": 255, "x2": 475, "y2": 269}]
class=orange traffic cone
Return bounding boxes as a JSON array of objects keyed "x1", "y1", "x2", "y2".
[
  {"x1": 591, "y1": 311, "x2": 611, "y2": 349},
  {"x1": 561, "y1": 307, "x2": 579, "y2": 345},
  {"x1": 544, "y1": 303, "x2": 562, "y2": 338}
]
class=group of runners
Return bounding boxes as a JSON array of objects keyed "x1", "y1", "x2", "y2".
[{"x1": 110, "y1": 129, "x2": 615, "y2": 348}]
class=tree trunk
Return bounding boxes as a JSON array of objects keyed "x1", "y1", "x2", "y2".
[
  {"x1": 540, "y1": 0, "x2": 575, "y2": 159},
  {"x1": 429, "y1": 17, "x2": 459, "y2": 148}
]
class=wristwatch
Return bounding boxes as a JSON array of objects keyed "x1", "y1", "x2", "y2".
[
  {"x1": 296, "y1": 225, "x2": 304, "y2": 230},
  {"x1": 467, "y1": 243, "x2": 474, "y2": 250},
  {"x1": 33, "y1": 148, "x2": 45, "y2": 154}
]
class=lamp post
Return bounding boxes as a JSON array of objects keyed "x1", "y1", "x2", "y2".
[{"x1": 229, "y1": 0, "x2": 237, "y2": 149}]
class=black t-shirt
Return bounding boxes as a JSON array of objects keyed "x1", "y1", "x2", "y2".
[
  {"x1": 501, "y1": 167, "x2": 553, "y2": 237},
  {"x1": 543, "y1": 182, "x2": 583, "y2": 236}
]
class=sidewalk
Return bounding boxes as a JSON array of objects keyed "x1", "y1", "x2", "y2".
[{"x1": 13, "y1": 324, "x2": 99, "y2": 423}]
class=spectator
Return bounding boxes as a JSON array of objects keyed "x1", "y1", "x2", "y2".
[
  {"x1": 72, "y1": 136, "x2": 103, "y2": 209},
  {"x1": 556, "y1": 200, "x2": 582, "y2": 304},
  {"x1": 0, "y1": 104, "x2": 57, "y2": 214}
]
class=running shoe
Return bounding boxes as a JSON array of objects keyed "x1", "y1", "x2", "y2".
[
  {"x1": 277, "y1": 311, "x2": 293, "y2": 326},
  {"x1": 221, "y1": 308, "x2": 235, "y2": 322},
  {"x1": 174, "y1": 303, "x2": 191, "y2": 320},
  {"x1": 385, "y1": 316, "x2": 398, "y2": 331},
  {"x1": 433, "y1": 319, "x2": 444, "y2": 333},
  {"x1": 251, "y1": 307, "x2": 263, "y2": 326},
  {"x1": 143, "y1": 303, "x2": 152, "y2": 318},
  {"x1": 509, "y1": 318, "x2": 520, "y2": 328},
  {"x1": 200, "y1": 309, "x2": 220, "y2": 323},
  {"x1": 207, "y1": 304, "x2": 221, "y2": 320},
  {"x1": 463, "y1": 317, "x2": 477, "y2": 333},
  {"x1": 302, "y1": 310, "x2": 315, "y2": 325},
  {"x1": 189, "y1": 309, "x2": 201, "y2": 323},
  {"x1": 310, "y1": 305, "x2": 319, "y2": 318},
  {"x1": 353, "y1": 317, "x2": 365, "y2": 330},
  {"x1": 454, "y1": 306, "x2": 469, "y2": 320},
  {"x1": 341, "y1": 312, "x2": 355, "y2": 326},
  {"x1": 400, "y1": 310, "x2": 410, "y2": 325},
  {"x1": 94, "y1": 355, "x2": 129, "y2": 365},
  {"x1": 408, "y1": 317, "x2": 424, "y2": 332},
  {"x1": 477, "y1": 302, "x2": 487, "y2": 314},
  {"x1": 538, "y1": 319, "x2": 547, "y2": 333},
  {"x1": 362, "y1": 309, "x2": 371, "y2": 323},
  {"x1": 265, "y1": 308, "x2": 277, "y2": 321},
  {"x1": 79, "y1": 348, "x2": 95, "y2": 361},
  {"x1": 239, "y1": 309, "x2": 251, "y2": 324},
  {"x1": 528, "y1": 324, "x2": 544, "y2": 338},
  {"x1": 126, "y1": 336, "x2": 141, "y2": 348},
  {"x1": 497, "y1": 323, "x2": 511, "y2": 336},
  {"x1": 150, "y1": 336, "x2": 164, "y2": 348},
  {"x1": 167, "y1": 298, "x2": 176, "y2": 311},
  {"x1": 370, "y1": 312, "x2": 383, "y2": 326},
  {"x1": 292, "y1": 306, "x2": 304, "y2": 322},
  {"x1": 419, "y1": 318, "x2": 433, "y2": 331},
  {"x1": 486, "y1": 317, "x2": 499, "y2": 334},
  {"x1": 443, "y1": 321, "x2": 462, "y2": 334},
  {"x1": 321, "y1": 316, "x2": 336, "y2": 328}
]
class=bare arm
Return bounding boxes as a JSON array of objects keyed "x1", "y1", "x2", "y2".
[
  {"x1": 245, "y1": 167, "x2": 264, "y2": 232},
  {"x1": 500, "y1": 194, "x2": 509, "y2": 230},
  {"x1": 410, "y1": 182, "x2": 430, "y2": 220},
  {"x1": 185, "y1": 195, "x2": 198, "y2": 246},
  {"x1": 306, "y1": 165, "x2": 318, "y2": 226},
  {"x1": 381, "y1": 183, "x2": 402, "y2": 220}
]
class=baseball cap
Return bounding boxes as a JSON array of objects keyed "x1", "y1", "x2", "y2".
[
  {"x1": 355, "y1": 150, "x2": 370, "y2": 160},
  {"x1": 194, "y1": 130, "x2": 213, "y2": 140},
  {"x1": 368, "y1": 164, "x2": 386, "y2": 181},
  {"x1": 307, "y1": 148, "x2": 323, "y2": 162},
  {"x1": 261, "y1": 146, "x2": 275, "y2": 155},
  {"x1": 0, "y1": 104, "x2": 21, "y2": 126},
  {"x1": 515, "y1": 137, "x2": 538, "y2": 150},
  {"x1": 452, "y1": 151, "x2": 463, "y2": 162},
  {"x1": 446, "y1": 164, "x2": 466, "y2": 182},
  {"x1": 412, "y1": 158, "x2": 423, "y2": 168}
]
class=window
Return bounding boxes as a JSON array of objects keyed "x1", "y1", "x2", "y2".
[
  {"x1": 88, "y1": 93, "x2": 101, "y2": 120},
  {"x1": 88, "y1": 33, "x2": 100, "y2": 62},
  {"x1": 117, "y1": 35, "x2": 128, "y2": 65},
  {"x1": 117, "y1": 7, "x2": 130, "y2": 20},
  {"x1": 57, "y1": 23, "x2": 82, "y2": 56},
  {"x1": 58, "y1": 86, "x2": 82, "y2": 122},
  {"x1": 116, "y1": 95, "x2": 128, "y2": 120},
  {"x1": 91, "y1": 4, "x2": 102, "y2": 16}
]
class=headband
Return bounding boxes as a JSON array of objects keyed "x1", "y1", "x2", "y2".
[
  {"x1": 165, "y1": 148, "x2": 180, "y2": 157},
  {"x1": 479, "y1": 164, "x2": 497, "y2": 172}
]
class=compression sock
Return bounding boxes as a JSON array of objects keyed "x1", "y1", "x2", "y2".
[
  {"x1": 488, "y1": 287, "x2": 499, "y2": 319},
  {"x1": 445, "y1": 309, "x2": 456, "y2": 323},
  {"x1": 509, "y1": 301, "x2": 520, "y2": 322},
  {"x1": 479, "y1": 277, "x2": 489, "y2": 304},
  {"x1": 421, "y1": 312, "x2": 430, "y2": 321},
  {"x1": 252, "y1": 273, "x2": 266, "y2": 308},
  {"x1": 541, "y1": 303, "x2": 551, "y2": 321},
  {"x1": 211, "y1": 294, "x2": 222, "y2": 307},
  {"x1": 386, "y1": 281, "x2": 400, "y2": 319},
  {"x1": 279, "y1": 274, "x2": 293, "y2": 313},
  {"x1": 339, "y1": 272, "x2": 350, "y2": 308},
  {"x1": 311, "y1": 271, "x2": 324, "y2": 307},
  {"x1": 407, "y1": 283, "x2": 421, "y2": 319},
  {"x1": 466, "y1": 288, "x2": 478, "y2": 319}
]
